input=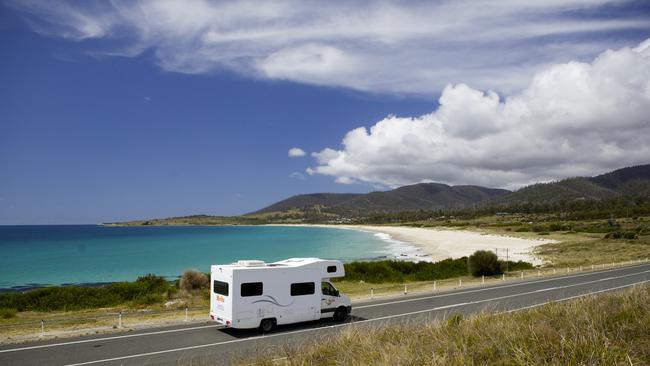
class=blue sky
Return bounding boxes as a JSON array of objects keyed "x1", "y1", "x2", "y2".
[{"x1": 1, "y1": 1, "x2": 650, "y2": 224}]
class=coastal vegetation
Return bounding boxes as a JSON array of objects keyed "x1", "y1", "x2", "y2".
[
  {"x1": 239, "y1": 284, "x2": 650, "y2": 365},
  {"x1": 0, "y1": 256, "x2": 531, "y2": 316},
  {"x1": 338, "y1": 257, "x2": 531, "y2": 284},
  {"x1": 0, "y1": 274, "x2": 175, "y2": 312}
]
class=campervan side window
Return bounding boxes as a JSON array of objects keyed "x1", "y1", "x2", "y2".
[
  {"x1": 327, "y1": 265, "x2": 337, "y2": 273},
  {"x1": 290, "y1": 282, "x2": 315, "y2": 296},
  {"x1": 241, "y1": 282, "x2": 263, "y2": 297},
  {"x1": 213, "y1": 280, "x2": 229, "y2": 296}
]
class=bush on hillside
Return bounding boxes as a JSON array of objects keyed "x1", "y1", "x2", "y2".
[
  {"x1": 468, "y1": 250, "x2": 502, "y2": 276},
  {"x1": 179, "y1": 270, "x2": 209, "y2": 291}
]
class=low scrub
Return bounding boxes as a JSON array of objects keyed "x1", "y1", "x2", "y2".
[
  {"x1": 0, "y1": 274, "x2": 173, "y2": 312},
  {"x1": 605, "y1": 231, "x2": 639, "y2": 240},
  {"x1": 341, "y1": 256, "x2": 532, "y2": 283},
  {"x1": 0, "y1": 307, "x2": 17, "y2": 319},
  {"x1": 341, "y1": 259, "x2": 469, "y2": 283},
  {"x1": 241, "y1": 285, "x2": 650, "y2": 365}
]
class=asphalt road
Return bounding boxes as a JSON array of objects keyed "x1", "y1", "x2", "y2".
[{"x1": 1, "y1": 263, "x2": 648, "y2": 366}]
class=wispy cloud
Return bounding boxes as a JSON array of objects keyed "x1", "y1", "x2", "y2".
[
  {"x1": 289, "y1": 172, "x2": 306, "y2": 180},
  {"x1": 7, "y1": 0, "x2": 650, "y2": 95},
  {"x1": 309, "y1": 39, "x2": 650, "y2": 189}
]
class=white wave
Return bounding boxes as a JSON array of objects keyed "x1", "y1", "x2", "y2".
[{"x1": 372, "y1": 232, "x2": 433, "y2": 262}]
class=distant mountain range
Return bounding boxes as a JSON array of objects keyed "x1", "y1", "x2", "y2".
[{"x1": 252, "y1": 164, "x2": 650, "y2": 216}]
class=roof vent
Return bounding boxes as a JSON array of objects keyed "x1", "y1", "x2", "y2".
[{"x1": 237, "y1": 260, "x2": 266, "y2": 267}]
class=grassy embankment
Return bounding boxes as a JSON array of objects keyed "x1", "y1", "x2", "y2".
[{"x1": 239, "y1": 284, "x2": 650, "y2": 365}]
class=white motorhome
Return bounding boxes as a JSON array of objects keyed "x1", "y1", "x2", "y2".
[{"x1": 210, "y1": 258, "x2": 351, "y2": 331}]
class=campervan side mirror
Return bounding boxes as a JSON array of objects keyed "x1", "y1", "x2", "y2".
[{"x1": 334, "y1": 289, "x2": 340, "y2": 297}]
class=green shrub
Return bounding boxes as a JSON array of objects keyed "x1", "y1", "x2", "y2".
[
  {"x1": 468, "y1": 250, "x2": 502, "y2": 276},
  {"x1": 179, "y1": 270, "x2": 209, "y2": 291},
  {"x1": 514, "y1": 227, "x2": 530, "y2": 232}
]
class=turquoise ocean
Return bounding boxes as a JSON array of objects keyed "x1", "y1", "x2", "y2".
[{"x1": 0, "y1": 225, "x2": 402, "y2": 290}]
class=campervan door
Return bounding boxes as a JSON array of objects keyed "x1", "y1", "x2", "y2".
[{"x1": 210, "y1": 265, "x2": 233, "y2": 327}]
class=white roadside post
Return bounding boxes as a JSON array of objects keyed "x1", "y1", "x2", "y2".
[
  {"x1": 537, "y1": 270, "x2": 541, "y2": 277},
  {"x1": 502, "y1": 273, "x2": 505, "y2": 281},
  {"x1": 459, "y1": 278, "x2": 462, "y2": 287},
  {"x1": 40, "y1": 320, "x2": 44, "y2": 338},
  {"x1": 185, "y1": 307, "x2": 188, "y2": 322},
  {"x1": 553, "y1": 268, "x2": 556, "y2": 275},
  {"x1": 591, "y1": 264, "x2": 594, "y2": 270},
  {"x1": 579, "y1": 265, "x2": 582, "y2": 272},
  {"x1": 433, "y1": 281, "x2": 436, "y2": 292},
  {"x1": 482, "y1": 275, "x2": 485, "y2": 284},
  {"x1": 118, "y1": 311, "x2": 122, "y2": 329},
  {"x1": 404, "y1": 284, "x2": 408, "y2": 295},
  {"x1": 566, "y1": 267, "x2": 570, "y2": 274},
  {"x1": 520, "y1": 271, "x2": 524, "y2": 279},
  {"x1": 370, "y1": 287, "x2": 374, "y2": 299}
]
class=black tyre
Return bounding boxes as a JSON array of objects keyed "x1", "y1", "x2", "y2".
[
  {"x1": 259, "y1": 318, "x2": 274, "y2": 332},
  {"x1": 333, "y1": 307, "x2": 348, "y2": 322}
]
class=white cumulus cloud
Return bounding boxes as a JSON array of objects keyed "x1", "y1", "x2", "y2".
[
  {"x1": 309, "y1": 40, "x2": 650, "y2": 189},
  {"x1": 6, "y1": 0, "x2": 650, "y2": 95},
  {"x1": 288, "y1": 147, "x2": 307, "y2": 157}
]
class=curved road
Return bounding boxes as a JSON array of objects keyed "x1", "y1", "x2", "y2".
[{"x1": 1, "y1": 263, "x2": 648, "y2": 365}]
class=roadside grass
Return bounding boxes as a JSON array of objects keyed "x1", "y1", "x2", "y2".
[
  {"x1": 535, "y1": 235, "x2": 650, "y2": 267},
  {"x1": 238, "y1": 284, "x2": 650, "y2": 366},
  {"x1": 0, "y1": 299, "x2": 210, "y2": 343}
]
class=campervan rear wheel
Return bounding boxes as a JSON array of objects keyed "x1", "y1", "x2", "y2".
[
  {"x1": 260, "y1": 318, "x2": 275, "y2": 332},
  {"x1": 333, "y1": 307, "x2": 348, "y2": 322}
]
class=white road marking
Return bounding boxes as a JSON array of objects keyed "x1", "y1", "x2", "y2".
[
  {"x1": 355, "y1": 268, "x2": 649, "y2": 309},
  {"x1": 0, "y1": 324, "x2": 223, "y2": 354},
  {"x1": 61, "y1": 276, "x2": 650, "y2": 365}
]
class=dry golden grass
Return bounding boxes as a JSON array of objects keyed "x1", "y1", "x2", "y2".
[{"x1": 239, "y1": 284, "x2": 650, "y2": 365}]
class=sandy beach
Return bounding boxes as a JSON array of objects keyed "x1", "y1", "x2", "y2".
[{"x1": 271, "y1": 224, "x2": 555, "y2": 265}]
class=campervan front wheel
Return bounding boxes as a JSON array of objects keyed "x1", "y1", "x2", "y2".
[
  {"x1": 333, "y1": 306, "x2": 348, "y2": 322},
  {"x1": 259, "y1": 318, "x2": 275, "y2": 332}
]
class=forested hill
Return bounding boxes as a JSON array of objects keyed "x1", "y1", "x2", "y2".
[
  {"x1": 114, "y1": 164, "x2": 650, "y2": 225},
  {"x1": 253, "y1": 164, "x2": 650, "y2": 216},
  {"x1": 252, "y1": 183, "x2": 510, "y2": 215},
  {"x1": 498, "y1": 164, "x2": 650, "y2": 205}
]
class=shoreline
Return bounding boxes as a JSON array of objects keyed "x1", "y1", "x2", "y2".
[{"x1": 266, "y1": 224, "x2": 556, "y2": 265}]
